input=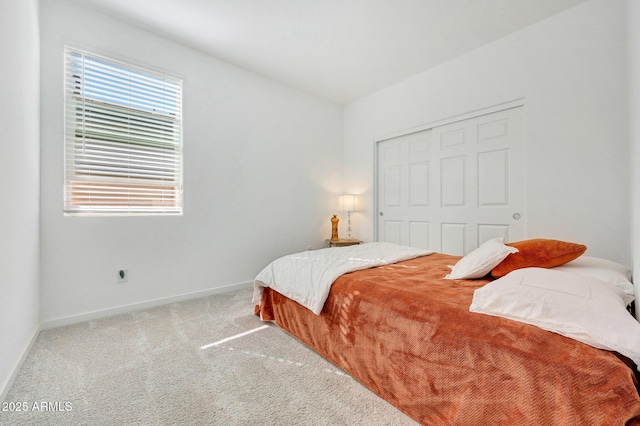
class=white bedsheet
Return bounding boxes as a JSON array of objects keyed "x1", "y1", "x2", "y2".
[{"x1": 253, "y1": 242, "x2": 434, "y2": 315}]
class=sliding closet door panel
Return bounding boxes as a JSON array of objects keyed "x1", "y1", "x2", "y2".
[
  {"x1": 377, "y1": 130, "x2": 433, "y2": 248},
  {"x1": 430, "y1": 106, "x2": 524, "y2": 253}
]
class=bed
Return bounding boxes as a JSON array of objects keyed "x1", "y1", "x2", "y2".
[{"x1": 254, "y1": 242, "x2": 640, "y2": 425}]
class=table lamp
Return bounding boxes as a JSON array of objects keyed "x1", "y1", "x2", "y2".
[{"x1": 338, "y1": 194, "x2": 358, "y2": 240}]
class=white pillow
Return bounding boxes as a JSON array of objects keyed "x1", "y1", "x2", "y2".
[
  {"x1": 445, "y1": 238, "x2": 518, "y2": 279},
  {"x1": 470, "y1": 267, "x2": 640, "y2": 365},
  {"x1": 554, "y1": 256, "x2": 634, "y2": 304}
]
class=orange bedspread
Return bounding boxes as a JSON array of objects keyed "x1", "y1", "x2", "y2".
[{"x1": 258, "y1": 253, "x2": 640, "y2": 425}]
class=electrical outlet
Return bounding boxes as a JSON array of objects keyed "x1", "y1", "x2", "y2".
[{"x1": 117, "y1": 269, "x2": 128, "y2": 283}]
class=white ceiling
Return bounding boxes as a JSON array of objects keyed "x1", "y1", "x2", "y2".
[{"x1": 72, "y1": 0, "x2": 588, "y2": 104}]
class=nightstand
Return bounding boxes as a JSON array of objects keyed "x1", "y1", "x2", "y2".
[{"x1": 326, "y1": 239, "x2": 363, "y2": 247}]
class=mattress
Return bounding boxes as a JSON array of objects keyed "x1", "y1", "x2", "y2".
[{"x1": 257, "y1": 253, "x2": 640, "y2": 425}]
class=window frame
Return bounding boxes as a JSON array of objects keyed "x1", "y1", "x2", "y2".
[{"x1": 63, "y1": 47, "x2": 184, "y2": 216}]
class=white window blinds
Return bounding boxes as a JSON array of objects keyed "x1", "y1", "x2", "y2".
[{"x1": 64, "y1": 47, "x2": 183, "y2": 215}]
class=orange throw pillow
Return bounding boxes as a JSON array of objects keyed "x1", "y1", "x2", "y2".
[{"x1": 490, "y1": 239, "x2": 587, "y2": 278}]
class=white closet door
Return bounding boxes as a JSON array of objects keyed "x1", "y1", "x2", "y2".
[
  {"x1": 377, "y1": 106, "x2": 525, "y2": 254},
  {"x1": 377, "y1": 129, "x2": 433, "y2": 248}
]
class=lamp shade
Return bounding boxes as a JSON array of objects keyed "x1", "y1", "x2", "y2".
[{"x1": 338, "y1": 194, "x2": 357, "y2": 212}]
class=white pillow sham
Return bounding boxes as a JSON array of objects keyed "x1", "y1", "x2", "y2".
[
  {"x1": 470, "y1": 267, "x2": 640, "y2": 365},
  {"x1": 553, "y1": 256, "x2": 634, "y2": 305},
  {"x1": 445, "y1": 238, "x2": 518, "y2": 280}
]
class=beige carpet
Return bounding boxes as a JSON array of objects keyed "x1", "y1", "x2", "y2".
[{"x1": 0, "y1": 287, "x2": 417, "y2": 425}]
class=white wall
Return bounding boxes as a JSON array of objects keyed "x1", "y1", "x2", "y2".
[
  {"x1": 0, "y1": 0, "x2": 41, "y2": 399},
  {"x1": 39, "y1": 0, "x2": 343, "y2": 323},
  {"x1": 343, "y1": 0, "x2": 630, "y2": 265},
  {"x1": 629, "y1": 0, "x2": 640, "y2": 319}
]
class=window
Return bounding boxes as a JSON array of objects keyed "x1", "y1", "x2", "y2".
[{"x1": 64, "y1": 47, "x2": 183, "y2": 215}]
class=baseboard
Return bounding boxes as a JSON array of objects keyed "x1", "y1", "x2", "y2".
[
  {"x1": 40, "y1": 281, "x2": 253, "y2": 330},
  {"x1": 1, "y1": 324, "x2": 41, "y2": 403}
]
